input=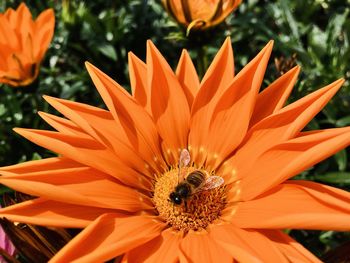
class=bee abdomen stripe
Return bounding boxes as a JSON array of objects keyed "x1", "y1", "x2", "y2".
[{"x1": 187, "y1": 172, "x2": 205, "y2": 187}]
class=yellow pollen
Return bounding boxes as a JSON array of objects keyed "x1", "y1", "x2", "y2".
[{"x1": 153, "y1": 167, "x2": 227, "y2": 232}]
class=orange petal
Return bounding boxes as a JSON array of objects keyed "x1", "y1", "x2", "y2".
[
  {"x1": 180, "y1": 230, "x2": 232, "y2": 263},
  {"x1": 13, "y1": 128, "x2": 152, "y2": 191},
  {"x1": 233, "y1": 181, "x2": 350, "y2": 230},
  {"x1": 240, "y1": 127, "x2": 350, "y2": 200},
  {"x1": 209, "y1": 0, "x2": 242, "y2": 27},
  {"x1": 124, "y1": 228, "x2": 182, "y2": 263},
  {"x1": 85, "y1": 62, "x2": 166, "y2": 170},
  {"x1": 0, "y1": 156, "x2": 81, "y2": 173},
  {"x1": 0, "y1": 15, "x2": 19, "y2": 49},
  {"x1": 209, "y1": 223, "x2": 288, "y2": 262},
  {"x1": 50, "y1": 214, "x2": 165, "y2": 263},
  {"x1": 0, "y1": 198, "x2": 116, "y2": 228},
  {"x1": 33, "y1": 8, "x2": 55, "y2": 61},
  {"x1": 0, "y1": 166, "x2": 153, "y2": 212},
  {"x1": 189, "y1": 37, "x2": 233, "y2": 166},
  {"x1": 147, "y1": 40, "x2": 190, "y2": 163},
  {"x1": 43, "y1": 95, "x2": 109, "y2": 146},
  {"x1": 128, "y1": 52, "x2": 149, "y2": 111},
  {"x1": 3, "y1": 8, "x2": 16, "y2": 26},
  {"x1": 16, "y1": 3, "x2": 35, "y2": 53},
  {"x1": 176, "y1": 49, "x2": 200, "y2": 107},
  {"x1": 43, "y1": 95, "x2": 159, "y2": 175},
  {"x1": 38, "y1": 111, "x2": 87, "y2": 136},
  {"x1": 206, "y1": 41, "x2": 273, "y2": 169},
  {"x1": 259, "y1": 230, "x2": 322, "y2": 263},
  {"x1": 221, "y1": 79, "x2": 345, "y2": 183},
  {"x1": 249, "y1": 66, "x2": 300, "y2": 127}
]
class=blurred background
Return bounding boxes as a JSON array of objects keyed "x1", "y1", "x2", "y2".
[{"x1": 0, "y1": 0, "x2": 350, "y2": 261}]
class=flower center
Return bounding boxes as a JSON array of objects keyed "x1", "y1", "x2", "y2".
[{"x1": 152, "y1": 167, "x2": 227, "y2": 232}]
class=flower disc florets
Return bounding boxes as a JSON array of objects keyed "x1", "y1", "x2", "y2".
[{"x1": 153, "y1": 167, "x2": 227, "y2": 232}]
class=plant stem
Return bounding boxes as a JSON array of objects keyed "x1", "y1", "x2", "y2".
[{"x1": 197, "y1": 45, "x2": 208, "y2": 79}]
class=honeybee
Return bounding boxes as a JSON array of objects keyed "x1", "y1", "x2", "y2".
[{"x1": 169, "y1": 149, "x2": 224, "y2": 206}]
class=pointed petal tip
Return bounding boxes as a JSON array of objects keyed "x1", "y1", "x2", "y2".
[
  {"x1": 85, "y1": 62, "x2": 102, "y2": 79},
  {"x1": 281, "y1": 65, "x2": 301, "y2": 78},
  {"x1": 220, "y1": 37, "x2": 232, "y2": 52},
  {"x1": 42, "y1": 95, "x2": 61, "y2": 107},
  {"x1": 128, "y1": 51, "x2": 135, "y2": 59},
  {"x1": 12, "y1": 127, "x2": 25, "y2": 135},
  {"x1": 146, "y1": 40, "x2": 158, "y2": 56},
  {"x1": 45, "y1": 8, "x2": 55, "y2": 16},
  {"x1": 146, "y1": 39, "x2": 156, "y2": 51},
  {"x1": 128, "y1": 52, "x2": 144, "y2": 65},
  {"x1": 12, "y1": 128, "x2": 41, "y2": 140},
  {"x1": 291, "y1": 65, "x2": 301, "y2": 72},
  {"x1": 252, "y1": 40, "x2": 274, "y2": 62},
  {"x1": 17, "y1": 2, "x2": 30, "y2": 12},
  {"x1": 179, "y1": 49, "x2": 192, "y2": 63},
  {"x1": 336, "y1": 77, "x2": 345, "y2": 85},
  {"x1": 84, "y1": 61, "x2": 91, "y2": 68},
  {"x1": 42, "y1": 94, "x2": 53, "y2": 101},
  {"x1": 37, "y1": 111, "x2": 46, "y2": 118},
  {"x1": 37, "y1": 111, "x2": 55, "y2": 122},
  {"x1": 85, "y1": 61, "x2": 98, "y2": 73},
  {"x1": 326, "y1": 78, "x2": 345, "y2": 92},
  {"x1": 146, "y1": 39, "x2": 154, "y2": 46},
  {"x1": 180, "y1": 49, "x2": 188, "y2": 56},
  {"x1": 265, "y1": 40, "x2": 274, "y2": 51}
]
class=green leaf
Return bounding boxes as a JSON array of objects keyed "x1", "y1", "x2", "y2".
[
  {"x1": 319, "y1": 231, "x2": 334, "y2": 244},
  {"x1": 308, "y1": 25, "x2": 327, "y2": 57},
  {"x1": 326, "y1": 9, "x2": 349, "y2": 46},
  {"x1": 335, "y1": 115, "x2": 350, "y2": 127},
  {"x1": 0, "y1": 185, "x2": 13, "y2": 195},
  {"x1": 334, "y1": 150, "x2": 347, "y2": 171},
  {"x1": 98, "y1": 44, "x2": 117, "y2": 61},
  {"x1": 314, "y1": 172, "x2": 350, "y2": 184}
]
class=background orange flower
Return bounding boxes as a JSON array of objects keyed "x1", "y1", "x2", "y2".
[
  {"x1": 162, "y1": 0, "x2": 241, "y2": 30},
  {"x1": 0, "y1": 3, "x2": 54, "y2": 87}
]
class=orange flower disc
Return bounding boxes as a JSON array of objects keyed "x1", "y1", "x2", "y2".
[{"x1": 153, "y1": 167, "x2": 228, "y2": 231}]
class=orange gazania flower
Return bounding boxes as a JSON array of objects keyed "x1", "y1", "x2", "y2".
[
  {"x1": 162, "y1": 0, "x2": 241, "y2": 30},
  {"x1": 1, "y1": 39, "x2": 350, "y2": 262},
  {"x1": 0, "y1": 3, "x2": 55, "y2": 87}
]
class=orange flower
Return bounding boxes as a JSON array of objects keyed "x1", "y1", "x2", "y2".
[
  {"x1": 162, "y1": 0, "x2": 241, "y2": 30},
  {"x1": 0, "y1": 3, "x2": 55, "y2": 87},
  {"x1": 1, "y1": 39, "x2": 350, "y2": 262}
]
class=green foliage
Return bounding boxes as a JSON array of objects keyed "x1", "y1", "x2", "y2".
[{"x1": 0, "y1": 0, "x2": 350, "y2": 260}]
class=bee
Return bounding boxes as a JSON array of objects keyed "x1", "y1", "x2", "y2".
[{"x1": 169, "y1": 149, "x2": 224, "y2": 206}]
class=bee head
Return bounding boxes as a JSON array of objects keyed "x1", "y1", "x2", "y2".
[{"x1": 169, "y1": 192, "x2": 182, "y2": 205}]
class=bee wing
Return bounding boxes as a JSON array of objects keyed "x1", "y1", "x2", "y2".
[
  {"x1": 200, "y1": 176, "x2": 224, "y2": 191},
  {"x1": 179, "y1": 149, "x2": 190, "y2": 167}
]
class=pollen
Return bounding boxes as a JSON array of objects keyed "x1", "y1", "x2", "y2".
[{"x1": 152, "y1": 167, "x2": 227, "y2": 232}]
